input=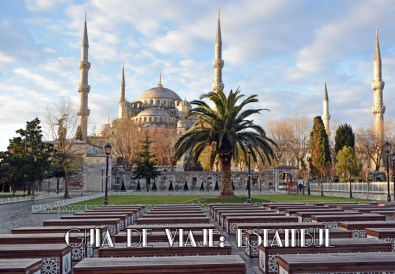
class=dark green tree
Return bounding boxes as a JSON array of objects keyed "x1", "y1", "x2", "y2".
[
  {"x1": 214, "y1": 180, "x2": 219, "y2": 190},
  {"x1": 232, "y1": 180, "x2": 235, "y2": 190},
  {"x1": 168, "y1": 181, "x2": 174, "y2": 191},
  {"x1": 334, "y1": 124, "x2": 355, "y2": 156},
  {"x1": 309, "y1": 116, "x2": 331, "y2": 171},
  {"x1": 183, "y1": 181, "x2": 189, "y2": 190},
  {"x1": 174, "y1": 88, "x2": 276, "y2": 199},
  {"x1": 200, "y1": 181, "x2": 204, "y2": 190},
  {"x1": 152, "y1": 181, "x2": 157, "y2": 191},
  {"x1": 136, "y1": 180, "x2": 141, "y2": 191},
  {"x1": 120, "y1": 180, "x2": 126, "y2": 191},
  {"x1": 75, "y1": 125, "x2": 83, "y2": 141},
  {"x1": 132, "y1": 132, "x2": 161, "y2": 192}
]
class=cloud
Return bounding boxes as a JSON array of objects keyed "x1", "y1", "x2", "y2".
[
  {"x1": 25, "y1": 0, "x2": 71, "y2": 12},
  {"x1": 13, "y1": 67, "x2": 61, "y2": 91}
]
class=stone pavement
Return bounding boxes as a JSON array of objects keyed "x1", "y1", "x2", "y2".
[
  {"x1": 206, "y1": 212, "x2": 260, "y2": 274},
  {"x1": 0, "y1": 196, "x2": 68, "y2": 233}
]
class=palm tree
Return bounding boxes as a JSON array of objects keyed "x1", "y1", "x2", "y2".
[{"x1": 175, "y1": 88, "x2": 276, "y2": 198}]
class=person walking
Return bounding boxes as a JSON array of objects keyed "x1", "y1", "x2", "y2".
[{"x1": 298, "y1": 183, "x2": 303, "y2": 193}]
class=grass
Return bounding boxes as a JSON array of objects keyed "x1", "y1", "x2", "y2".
[{"x1": 72, "y1": 194, "x2": 371, "y2": 206}]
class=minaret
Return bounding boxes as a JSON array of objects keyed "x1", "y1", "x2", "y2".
[
  {"x1": 77, "y1": 13, "x2": 91, "y2": 142},
  {"x1": 119, "y1": 63, "x2": 126, "y2": 104},
  {"x1": 371, "y1": 27, "x2": 385, "y2": 140},
  {"x1": 212, "y1": 10, "x2": 224, "y2": 92},
  {"x1": 322, "y1": 77, "x2": 330, "y2": 137}
]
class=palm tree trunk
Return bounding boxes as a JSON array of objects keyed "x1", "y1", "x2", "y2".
[{"x1": 218, "y1": 157, "x2": 237, "y2": 198}]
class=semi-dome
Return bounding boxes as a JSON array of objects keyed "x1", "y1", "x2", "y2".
[
  {"x1": 136, "y1": 87, "x2": 182, "y2": 101},
  {"x1": 136, "y1": 108, "x2": 171, "y2": 117}
]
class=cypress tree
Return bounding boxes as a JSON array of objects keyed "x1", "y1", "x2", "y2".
[
  {"x1": 132, "y1": 132, "x2": 161, "y2": 192},
  {"x1": 152, "y1": 181, "x2": 157, "y2": 191},
  {"x1": 335, "y1": 123, "x2": 355, "y2": 156},
  {"x1": 75, "y1": 125, "x2": 82, "y2": 141},
  {"x1": 136, "y1": 180, "x2": 141, "y2": 191},
  {"x1": 309, "y1": 116, "x2": 331, "y2": 171},
  {"x1": 168, "y1": 181, "x2": 174, "y2": 191},
  {"x1": 214, "y1": 180, "x2": 219, "y2": 190},
  {"x1": 200, "y1": 181, "x2": 204, "y2": 190},
  {"x1": 183, "y1": 181, "x2": 189, "y2": 190},
  {"x1": 232, "y1": 180, "x2": 235, "y2": 190},
  {"x1": 120, "y1": 180, "x2": 125, "y2": 191}
]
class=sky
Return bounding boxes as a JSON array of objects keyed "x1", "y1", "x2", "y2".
[{"x1": 1, "y1": 0, "x2": 395, "y2": 150}]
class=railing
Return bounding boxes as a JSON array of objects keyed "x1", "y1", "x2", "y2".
[
  {"x1": 32, "y1": 193, "x2": 105, "y2": 213},
  {"x1": 309, "y1": 182, "x2": 394, "y2": 194},
  {"x1": 0, "y1": 196, "x2": 32, "y2": 205}
]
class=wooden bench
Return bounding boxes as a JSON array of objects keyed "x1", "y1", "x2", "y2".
[
  {"x1": 215, "y1": 208, "x2": 271, "y2": 222},
  {"x1": 61, "y1": 214, "x2": 129, "y2": 231},
  {"x1": 268, "y1": 205, "x2": 317, "y2": 213},
  {"x1": 225, "y1": 216, "x2": 298, "y2": 234},
  {"x1": 113, "y1": 230, "x2": 224, "y2": 243},
  {"x1": 219, "y1": 212, "x2": 285, "y2": 228},
  {"x1": 352, "y1": 207, "x2": 395, "y2": 213},
  {"x1": 243, "y1": 228, "x2": 352, "y2": 258},
  {"x1": 0, "y1": 233, "x2": 92, "y2": 261},
  {"x1": 311, "y1": 214, "x2": 386, "y2": 228},
  {"x1": 142, "y1": 213, "x2": 207, "y2": 219},
  {"x1": 0, "y1": 244, "x2": 72, "y2": 274},
  {"x1": 149, "y1": 209, "x2": 204, "y2": 213},
  {"x1": 211, "y1": 205, "x2": 257, "y2": 217},
  {"x1": 73, "y1": 255, "x2": 246, "y2": 274},
  {"x1": 99, "y1": 242, "x2": 231, "y2": 257},
  {"x1": 258, "y1": 238, "x2": 392, "y2": 274},
  {"x1": 0, "y1": 259, "x2": 42, "y2": 274},
  {"x1": 136, "y1": 217, "x2": 210, "y2": 225},
  {"x1": 145, "y1": 210, "x2": 206, "y2": 215},
  {"x1": 297, "y1": 211, "x2": 362, "y2": 223},
  {"x1": 94, "y1": 206, "x2": 145, "y2": 216},
  {"x1": 336, "y1": 204, "x2": 383, "y2": 211},
  {"x1": 285, "y1": 208, "x2": 342, "y2": 217},
  {"x1": 209, "y1": 204, "x2": 256, "y2": 215},
  {"x1": 43, "y1": 218, "x2": 122, "y2": 235},
  {"x1": 81, "y1": 209, "x2": 139, "y2": 222},
  {"x1": 277, "y1": 252, "x2": 395, "y2": 274},
  {"x1": 11, "y1": 225, "x2": 107, "y2": 236},
  {"x1": 261, "y1": 203, "x2": 304, "y2": 209},
  {"x1": 234, "y1": 222, "x2": 326, "y2": 246},
  {"x1": 371, "y1": 210, "x2": 395, "y2": 221},
  {"x1": 323, "y1": 202, "x2": 359, "y2": 208},
  {"x1": 339, "y1": 221, "x2": 395, "y2": 238},
  {"x1": 366, "y1": 227, "x2": 395, "y2": 251},
  {"x1": 127, "y1": 223, "x2": 216, "y2": 233}
]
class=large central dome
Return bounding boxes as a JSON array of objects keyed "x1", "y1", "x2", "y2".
[{"x1": 136, "y1": 87, "x2": 181, "y2": 101}]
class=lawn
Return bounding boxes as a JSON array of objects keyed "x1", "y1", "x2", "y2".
[{"x1": 72, "y1": 194, "x2": 370, "y2": 206}]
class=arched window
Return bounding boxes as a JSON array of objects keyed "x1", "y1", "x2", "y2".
[
  {"x1": 149, "y1": 117, "x2": 152, "y2": 122},
  {"x1": 154, "y1": 117, "x2": 157, "y2": 122},
  {"x1": 150, "y1": 100, "x2": 153, "y2": 106},
  {"x1": 164, "y1": 101, "x2": 167, "y2": 107},
  {"x1": 144, "y1": 117, "x2": 146, "y2": 122}
]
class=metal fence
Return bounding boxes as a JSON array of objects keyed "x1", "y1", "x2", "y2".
[{"x1": 309, "y1": 182, "x2": 394, "y2": 194}]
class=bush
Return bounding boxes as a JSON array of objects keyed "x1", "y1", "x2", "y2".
[
  {"x1": 200, "y1": 181, "x2": 204, "y2": 190},
  {"x1": 183, "y1": 181, "x2": 189, "y2": 190},
  {"x1": 136, "y1": 180, "x2": 141, "y2": 191},
  {"x1": 152, "y1": 181, "x2": 157, "y2": 191},
  {"x1": 214, "y1": 180, "x2": 219, "y2": 190},
  {"x1": 168, "y1": 181, "x2": 174, "y2": 191},
  {"x1": 232, "y1": 180, "x2": 235, "y2": 190},
  {"x1": 121, "y1": 180, "x2": 126, "y2": 191}
]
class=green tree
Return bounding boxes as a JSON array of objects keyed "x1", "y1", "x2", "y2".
[
  {"x1": 175, "y1": 88, "x2": 276, "y2": 198},
  {"x1": 335, "y1": 124, "x2": 355, "y2": 156},
  {"x1": 336, "y1": 146, "x2": 361, "y2": 178},
  {"x1": 75, "y1": 125, "x2": 83, "y2": 141},
  {"x1": 309, "y1": 116, "x2": 331, "y2": 171},
  {"x1": 200, "y1": 181, "x2": 204, "y2": 190},
  {"x1": 168, "y1": 181, "x2": 174, "y2": 191},
  {"x1": 132, "y1": 132, "x2": 161, "y2": 192},
  {"x1": 183, "y1": 181, "x2": 189, "y2": 190},
  {"x1": 0, "y1": 149, "x2": 24, "y2": 195}
]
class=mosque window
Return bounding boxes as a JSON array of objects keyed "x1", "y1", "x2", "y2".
[
  {"x1": 144, "y1": 117, "x2": 146, "y2": 122},
  {"x1": 154, "y1": 117, "x2": 157, "y2": 122},
  {"x1": 149, "y1": 117, "x2": 152, "y2": 122},
  {"x1": 150, "y1": 99, "x2": 153, "y2": 106}
]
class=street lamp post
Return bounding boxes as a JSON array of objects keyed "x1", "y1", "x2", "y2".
[
  {"x1": 383, "y1": 141, "x2": 392, "y2": 202},
  {"x1": 23, "y1": 138, "x2": 27, "y2": 197},
  {"x1": 392, "y1": 152, "x2": 395, "y2": 201},
  {"x1": 101, "y1": 169, "x2": 104, "y2": 193},
  {"x1": 104, "y1": 143, "x2": 112, "y2": 206},
  {"x1": 320, "y1": 164, "x2": 324, "y2": 196},
  {"x1": 306, "y1": 153, "x2": 311, "y2": 195},
  {"x1": 348, "y1": 159, "x2": 353, "y2": 199},
  {"x1": 247, "y1": 143, "x2": 253, "y2": 203}
]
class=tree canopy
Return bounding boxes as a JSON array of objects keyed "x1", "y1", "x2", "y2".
[
  {"x1": 335, "y1": 123, "x2": 355, "y2": 156},
  {"x1": 309, "y1": 116, "x2": 331, "y2": 173}
]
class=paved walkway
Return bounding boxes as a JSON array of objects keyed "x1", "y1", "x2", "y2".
[
  {"x1": 0, "y1": 196, "x2": 69, "y2": 233},
  {"x1": 206, "y1": 212, "x2": 260, "y2": 274}
]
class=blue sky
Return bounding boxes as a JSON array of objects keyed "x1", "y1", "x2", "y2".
[{"x1": 1, "y1": 0, "x2": 395, "y2": 150}]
